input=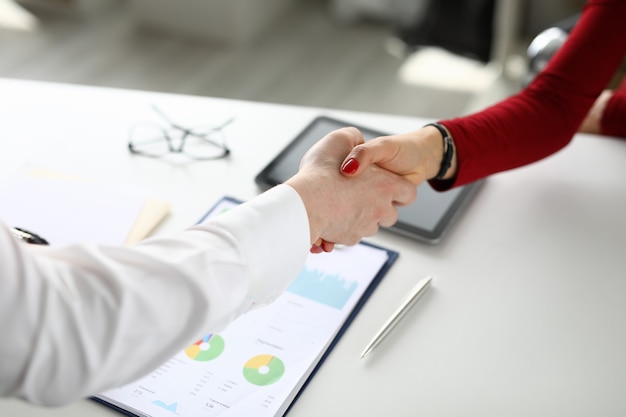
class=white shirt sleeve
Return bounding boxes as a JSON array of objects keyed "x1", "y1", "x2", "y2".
[{"x1": 0, "y1": 184, "x2": 310, "y2": 406}]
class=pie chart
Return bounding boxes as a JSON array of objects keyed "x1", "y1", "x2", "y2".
[
  {"x1": 184, "y1": 334, "x2": 225, "y2": 361},
  {"x1": 243, "y1": 354, "x2": 285, "y2": 386}
]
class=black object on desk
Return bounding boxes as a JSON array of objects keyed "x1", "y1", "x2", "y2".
[{"x1": 11, "y1": 227, "x2": 49, "y2": 245}]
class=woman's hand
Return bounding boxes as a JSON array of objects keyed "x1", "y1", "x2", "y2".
[
  {"x1": 579, "y1": 89, "x2": 613, "y2": 134},
  {"x1": 339, "y1": 125, "x2": 456, "y2": 185}
]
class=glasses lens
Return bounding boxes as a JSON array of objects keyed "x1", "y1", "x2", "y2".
[
  {"x1": 182, "y1": 127, "x2": 230, "y2": 160},
  {"x1": 129, "y1": 124, "x2": 172, "y2": 157}
]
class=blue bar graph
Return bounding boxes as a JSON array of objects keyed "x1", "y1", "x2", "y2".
[
  {"x1": 152, "y1": 400, "x2": 179, "y2": 414},
  {"x1": 287, "y1": 266, "x2": 357, "y2": 309}
]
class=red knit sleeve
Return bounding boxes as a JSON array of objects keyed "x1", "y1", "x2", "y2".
[{"x1": 431, "y1": 0, "x2": 626, "y2": 190}]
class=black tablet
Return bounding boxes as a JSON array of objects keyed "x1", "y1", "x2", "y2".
[{"x1": 255, "y1": 115, "x2": 483, "y2": 244}]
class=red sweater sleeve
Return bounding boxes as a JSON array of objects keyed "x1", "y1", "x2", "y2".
[{"x1": 433, "y1": 0, "x2": 626, "y2": 190}]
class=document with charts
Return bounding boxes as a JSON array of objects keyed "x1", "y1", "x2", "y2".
[{"x1": 94, "y1": 196, "x2": 398, "y2": 417}]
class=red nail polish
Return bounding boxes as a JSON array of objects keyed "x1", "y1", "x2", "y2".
[{"x1": 341, "y1": 158, "x2": 359, "y2": 174}]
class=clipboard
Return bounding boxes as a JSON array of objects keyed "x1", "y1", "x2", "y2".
[{"x1": 93, "y1": 196, "x2": 398, "y2": 417}]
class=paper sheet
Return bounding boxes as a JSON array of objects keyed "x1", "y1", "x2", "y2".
[{"x1": 0, "y1": 166, "x2": 169, "y2": 246}]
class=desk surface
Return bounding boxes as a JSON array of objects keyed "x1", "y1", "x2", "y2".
[{"x1": 1, "y1": 78, "x2": 625, "y2": 417}]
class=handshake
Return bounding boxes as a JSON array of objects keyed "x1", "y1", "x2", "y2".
[{"x1": 285, "y1": 127, "x2": 419, "y2": 253}]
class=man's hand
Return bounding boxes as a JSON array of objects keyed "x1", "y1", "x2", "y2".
[{"x1": 286, "y1": 127, "x2": 416, "y2": 250}]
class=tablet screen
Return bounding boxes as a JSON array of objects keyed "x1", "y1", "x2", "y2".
[{"x1": 255, "y1": 116, "x2": 483, "y2": 244}]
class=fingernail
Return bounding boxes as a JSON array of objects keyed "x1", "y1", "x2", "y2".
[{"x1": 341, "y1": 158, "x2": 359, "y2": 174}]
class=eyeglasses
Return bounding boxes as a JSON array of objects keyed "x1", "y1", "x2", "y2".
[{"x1": 128, "y1": 105, "x2": 234, "y2": 161}]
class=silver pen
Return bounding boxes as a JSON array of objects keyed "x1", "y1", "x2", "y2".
[{"x1": 360, "y1": 276, "x2": 432, "y2": 359}]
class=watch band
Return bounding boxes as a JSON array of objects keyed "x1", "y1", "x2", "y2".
[{"x1": 424, "y1": 122, "x2": 454, "y2": 180}]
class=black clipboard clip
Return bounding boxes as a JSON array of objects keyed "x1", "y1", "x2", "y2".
[{"x1": 11, "y1": 227, "x2": 49, "y2": 245}]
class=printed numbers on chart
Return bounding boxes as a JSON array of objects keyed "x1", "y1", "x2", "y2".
[{"x1": 261, "y1": 395, "x2": 275, "y2": 409}]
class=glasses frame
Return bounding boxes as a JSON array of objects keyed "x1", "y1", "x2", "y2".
[{"x1": 128, "y1": 104, "x2": 234, "y2": 161}]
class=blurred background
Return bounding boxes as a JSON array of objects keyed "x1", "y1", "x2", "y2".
[{"x1": 0, "y1": 0, "x2": 586, "y2": 120}]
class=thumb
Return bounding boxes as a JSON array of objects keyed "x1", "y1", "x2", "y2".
[{"x1": 340, "y1": 139, "x2": 397, "y2": 177}]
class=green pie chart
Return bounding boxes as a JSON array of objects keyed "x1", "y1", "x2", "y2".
[
  {"x1": 185, "y1": 334, "x2": 225, "y2": 361},
  {"x1": 243, "y1": 354, "x2": 285, "y2": 386}
]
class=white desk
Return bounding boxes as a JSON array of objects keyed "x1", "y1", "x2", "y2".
[{"x1": 1, "y1": 78, "x2": 626, "y2": 416}]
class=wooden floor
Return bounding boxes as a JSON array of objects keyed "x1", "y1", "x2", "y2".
[{"x1": 0, "y1": 0, "x2": 497, "y2": 120}]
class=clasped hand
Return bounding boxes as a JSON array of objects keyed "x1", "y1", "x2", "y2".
[{"x1": 286, "y1": 127, "x2": 416, "y2": 253}]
